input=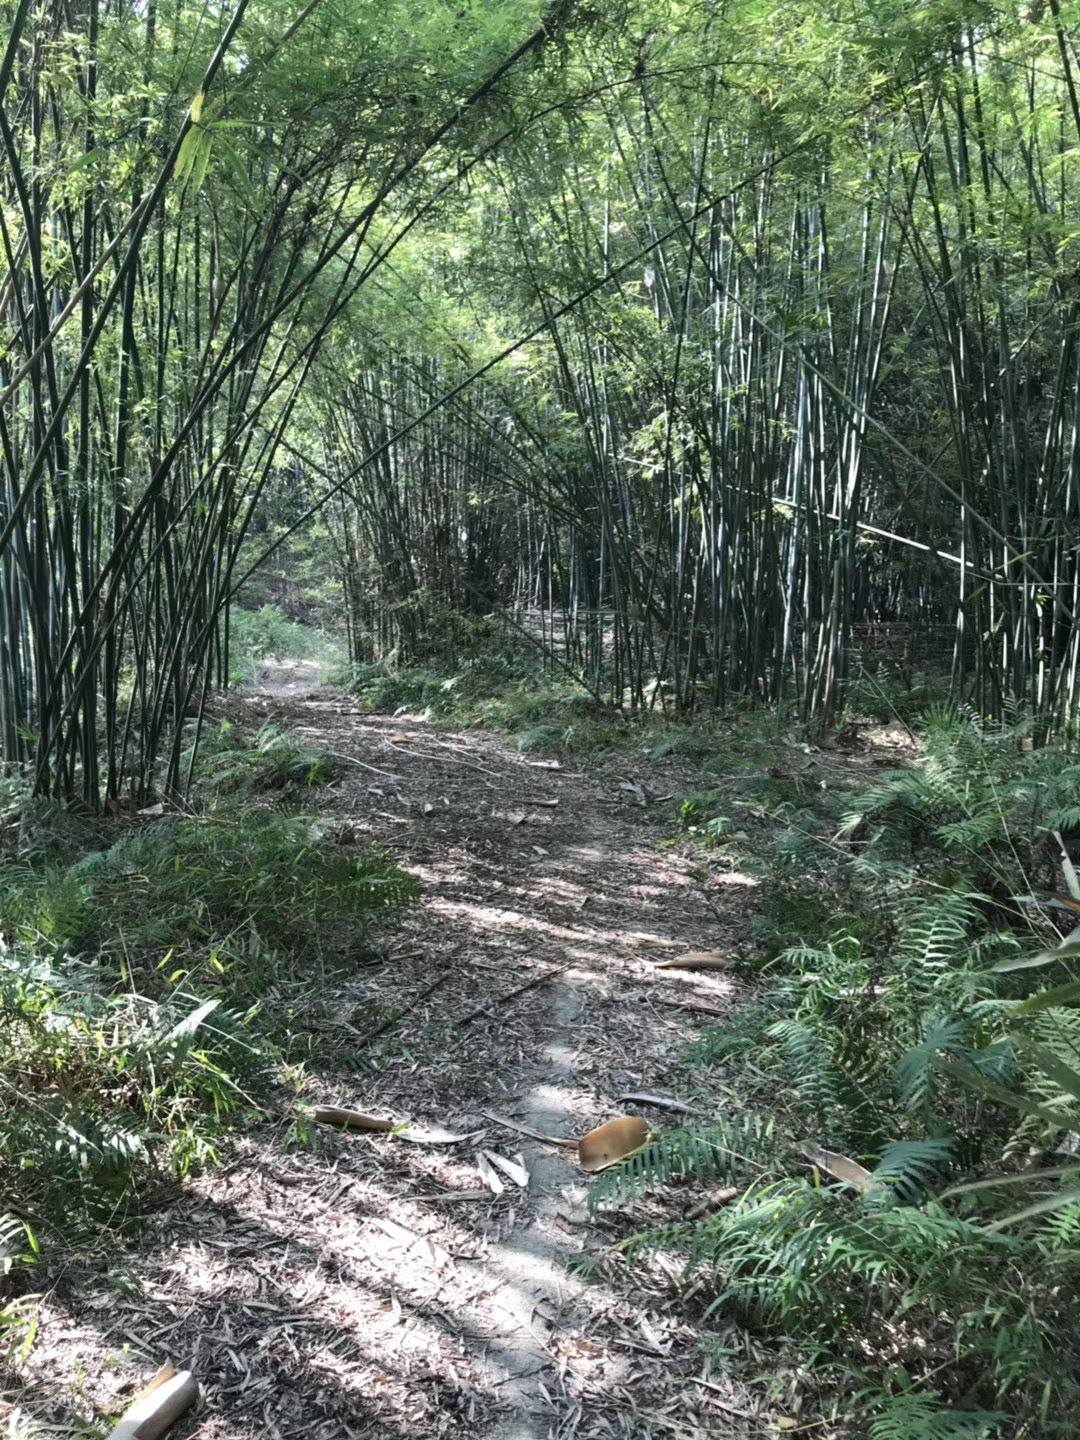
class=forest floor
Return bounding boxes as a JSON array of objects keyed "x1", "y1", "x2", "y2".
[{"x1": 11, "y1": 664, "x2": 898, "y2": 1440}]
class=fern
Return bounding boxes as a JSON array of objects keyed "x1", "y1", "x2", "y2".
[
  {"x1": 897, "y1": 891, "x2": 979, "y2": 972},
  {"x1": 586, "y1": 1115, "x2": 775, "y2": 1211},
  {"x1": 1037, "y1": 1199, "x2": 1080, "y2": 1252},
  {"x1": 766, "y1": 1015, "x2": 853, "y2": 1122},
  {"x1": 871, "y1": 1138, "x2": 955, "y2": 1203},
  {"x1": 1033, "y1": 1005, "x2": 1080, "y2": 1071},
  {"x1": 869, "y1": 1391, "x2": 1002, "y2": 1440},
  {"x1": 894, "y1": 1016, "x2": 971, "y2": 1114},
  {"x1": 678, "y1": 1182, "x2": 1003, "y2": 1340},
  {"x1": 199, "y1": 722, "x2": 338, "y2": 794},
  {"x1": 1044, "y1": 802, "x2": 1080, "y2": 833}
]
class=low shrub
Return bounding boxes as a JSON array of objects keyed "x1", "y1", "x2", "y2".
[
  {"x1": 587, "y1": 707, "x2": 1080, "y2": 1436},
  {"x1": 228, "y1": 603, "x2": 342, "y2": 685},
  {"x1": 0, "y1": 810, "x2": 418, "y2": 1234},
  {"x1": 194, "y1": 721, "x2": 339, "y2": 796}
]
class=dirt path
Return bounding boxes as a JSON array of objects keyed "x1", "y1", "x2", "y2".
[{"x1": 15, "y1": 680, "x2": 757, "y2": 1440}]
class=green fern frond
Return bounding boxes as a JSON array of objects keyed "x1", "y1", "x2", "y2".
[
  {"x1": 869, "y1": 1390, "x2": 1002, "y2": 1440},
  {"x1": 1038, "y1": 1199, "x2": 1080, "y2": 1251},
  {"x1": 586, "y1": 1115, "x2": 775, "y2": 1211},
  {"x1": 767, "y1": 1015, "x2": 852, "y2": 1119},
  {"x1": 894, "y1": 1015, "x2": 970, "y2": 1113},
  {"x1": 1044, "y1": 804, "x2": 1080, "y2": 833},
  {"x1": 675, "y1": 1181, "x2": 999, "y2": 1340},
  {"x1": 897, "y1": 891, "x2": 978, "y2": 971},
  {"x1": 871, "y1": 1137, "x2": 955, "y2": 1202}
]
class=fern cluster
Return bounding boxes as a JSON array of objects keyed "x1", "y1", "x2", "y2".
[
  {"x1": 194, "y1": 721, "x2": 340, "y2": 795},
  {"x1": 839, "y1": 705, "x2": 1080, "y2": 901},
  {"x1": 0, "y1": 936, "x2": 274, "y2": 1225},
  {"x1": 7, "y1": 812, "x2": 418, "y2": 991},
  {"x1": 0, "y1": 807, "x2": 419, "y2": 1239},
  {"x1": 591, "y1": 708, "x2": 1080, "y2": 1436}
]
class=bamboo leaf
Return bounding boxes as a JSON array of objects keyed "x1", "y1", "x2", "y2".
[
  {"x1": 1054, "y1": 831, "x2": 1080, "y2": 900},
  {"x1": 1020, "y1": 1043, "x2": 1080, "y2": 1106},
  {"x1": 988, "y1": 1187, "x2": 1080, "y2": 1231},
  {"x1": 941, "y1": 1165, "x2": 1080, "y2": 1199},
  {"x1": 191, "y1": 134, "x2": 214, "y2": 195},
  {"x1": 1009, "y1": 982, "x2": 1080, "y2": 1016},
  {"x1": 935, "y1": 1058, "x2": 1078, "y2": 1129}
]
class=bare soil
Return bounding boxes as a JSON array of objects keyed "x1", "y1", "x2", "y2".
[{"x1": 6, "y1": 665, "x2": 849, "y2": 1440}]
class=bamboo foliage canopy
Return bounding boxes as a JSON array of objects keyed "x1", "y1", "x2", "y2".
[{"x1": 4, "y1": 0, "x2": 1080, "y2": 807}]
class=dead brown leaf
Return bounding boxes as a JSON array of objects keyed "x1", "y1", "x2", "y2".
[
  {"x1": 578, "y1": 1116, "x2": 650, "y2": 1173},
  {"x1": 655, "y1": 951, "x2": 728, "y2": 972},
  {"x1": 105, "y1": 1368, "x2": 198, "y2": 1440},
  {"x1": 799, "y1": 1141, "x2": 879, "y2": 1193},
  {"x1": 311, "y1": 1106, "x2": 393, "y2": 1132}
]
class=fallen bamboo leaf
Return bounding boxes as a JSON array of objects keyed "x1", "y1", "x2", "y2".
[
  {"x1": 483, "y1": 1150, "x2": 530, "y2": 1187},
  {"x1": 475, "y1": 1149, "x2": 505, "y2": 1194},
  {"x1": 578, "y1": 1117, "x2": 650, "y2": 1173},
  {"x1": 369, "y1": 1219, "x2": 451, "y2": 1270},
  {"x1": 506, "y1": 810, "x2": 526, "y2": 825},
  {"x1": 371, "y1": 1217, "x2": 417, "y2": 1247},
  {"x1": 106, "y1": 1369, "x2": 198, "y2": 1440},
  {"x1": 655, "y1": 951, "x2": 728, "y2": 972},
  {"x1": 458, "y1": 965, "x2": 566, "y2": 1026},
  {"x1": 799, "y1": 1141, "x2": 879, "y2": 1193},
  {"x1": 650, "y1": 995, "x2": 728, "y2": 1018},
  {"x1": 477, "y1": 1110, "x2": 576, "y2": 1147},
  {"x1": 396, "y1": 1125, "x2": 475, "y2": 1145},
  {"x1": 689, "y1": 1378, "x2": 756, "y2": 1419},
  {"x1": 525, "y1": 798, "x2": 559, "y2": 807},
  {"x1": 312, "y1": 1106, "x2": 393, "y2": 1132},
  {"x1": 126, "y1": 1363, "x2": 176, "y2": 1412},
  {"x1": 617, "y1": 1091, "x2": 713, "y2": 1118},
  {"x1": 1055, "y1": 830, "x2": 1080, "y2": 901},
  {"x1": 684, "y1": 1186, "x2": 739, "y2": 1221},
  {"x1": 638, "y1": 1314, "x2": 668, "y2": 1354}
]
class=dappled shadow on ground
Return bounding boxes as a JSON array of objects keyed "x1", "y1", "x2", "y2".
[{"x1": 8, "y1": 694, "x2": 761, "y2": 1440}]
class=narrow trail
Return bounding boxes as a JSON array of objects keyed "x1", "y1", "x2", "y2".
[{"x1": 18, "y1": 670, "x2": 755, "y2": 1440}]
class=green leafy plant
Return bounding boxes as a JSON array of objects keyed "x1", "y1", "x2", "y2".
[
  {"x1": 0, "y1": 809, "x2": 419, "y2": 1235},
  {"x1": 591, "y1": 712, "x2": 1080, "y2": 1435},
  {"x1": 196, "y1": 723, "x2": 338, "y2": 795}
]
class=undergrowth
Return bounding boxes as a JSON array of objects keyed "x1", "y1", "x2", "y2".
[
  {"x1": 347, "y1": 651, "x2": 633, "y2": 756},
  {"x1": 0, "y1": 723, "x2": 417, "y2": 1244},
  {"x1": 587, "y1": 706, "x2": 1080, "y2": 1438},
  {"x1": 228, "y1": 603, "x2": 343, "y2": 686},
  {"x1": 192, "y1": 719, "x2": 340, "y2": 796}
]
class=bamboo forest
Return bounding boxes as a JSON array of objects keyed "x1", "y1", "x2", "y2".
[{"x1": 7, "y1": 1, "x2": 1080, "y2": 1437}]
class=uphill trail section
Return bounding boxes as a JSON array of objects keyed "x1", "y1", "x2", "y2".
[{"x1": 13, "y1": 670, "x2": 765, "y2": 1440}]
